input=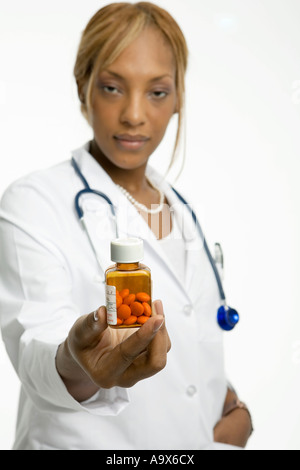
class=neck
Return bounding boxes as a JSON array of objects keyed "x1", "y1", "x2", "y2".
[{"x1": 89, "y1": 139, "x2": 148, "y2": 192}]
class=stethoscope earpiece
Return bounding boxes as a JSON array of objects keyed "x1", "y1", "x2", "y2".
[{"x1": 217, "y1": 305, "x2": 239, "y2": 331}]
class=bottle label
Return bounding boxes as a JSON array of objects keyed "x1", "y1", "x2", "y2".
[{"x1": 105, "y1": 284, "x2": 117, "y2": 325}]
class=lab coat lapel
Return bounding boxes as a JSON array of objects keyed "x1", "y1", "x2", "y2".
[
  {"x1": 117, "y1": 169, "x2": 203, "y2": 300},
  {"x1": 71, "y1": 145, "x2": 157, "y2": 275},
  {"x1": 71, "y1": 146, "x2": 202, "y2": 295},
  {"x1": 72, "y1": 145, "x2": 119, "y2": 274},
  {"x1": 164, "y1": 185, "x2": 202, "y2": 294},
  {"x1": 81, "y1": 208, "x2": 115, "y2": 275},
  {"x1": 116, "y1": 185, "x2": 192, "y2": 299},
  {"x1": 116, "y1": 193, "x2": 182, "y2": 285}
]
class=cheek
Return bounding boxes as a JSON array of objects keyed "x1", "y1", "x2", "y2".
[
  {"x1": 90, "y1": 100, "x2": 116, "y2": 132},
  {"x1": 151, "y1": 107, "x2": 175, "y2": 138}
]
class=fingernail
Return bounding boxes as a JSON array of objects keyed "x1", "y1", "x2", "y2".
[
  {"x1": 153, "y1": 316, "x2": 164, "y2": 333},
  {"x1": 153, "y1": 299, "x2": 163, "y2": 316},
  {"x1": 93, "y1": 310, "x2": 99, "y2": 322}
]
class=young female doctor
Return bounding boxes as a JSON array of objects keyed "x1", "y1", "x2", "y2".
[{"x1": 0, "y1": 2, "x2": 253, "y2": 450}]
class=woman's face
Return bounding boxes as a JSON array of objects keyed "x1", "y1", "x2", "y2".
[{"x1": 89, "y1": 27, "x2": 177, "y2": 172}]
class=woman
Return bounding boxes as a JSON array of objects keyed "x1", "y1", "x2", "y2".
[{"x1": 0, "y1": 2, "x2": 252, "y2": 450}]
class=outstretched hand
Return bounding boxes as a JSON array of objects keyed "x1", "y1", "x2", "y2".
[{"x1": 56, "y1": 300, "x2": 171, "y2": 401}]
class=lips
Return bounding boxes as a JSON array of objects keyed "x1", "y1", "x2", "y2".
[
  {"x1": 114, "y1": 134, "x2": 150, "y2": 150},
  {"x1": 114, "y1": 134, "x2": 149, "y2": 142}
]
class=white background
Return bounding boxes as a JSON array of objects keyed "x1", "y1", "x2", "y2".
[{"x1": 0, "y1": 0, "x2": 300, "y2": 450}]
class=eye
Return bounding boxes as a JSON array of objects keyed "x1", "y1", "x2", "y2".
[
  {"x1": 151, "y1": 90, "x2": 168, "y2": 99},
  {"x1": 102, "y1": 85, "x2": 120, "y2": 95}
]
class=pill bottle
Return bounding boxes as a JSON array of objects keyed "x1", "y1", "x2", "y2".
[{"x1": 105, "y1": 238, "x2": 152, "y2": 328}]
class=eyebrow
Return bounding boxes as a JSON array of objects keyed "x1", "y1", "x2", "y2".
[{"x1": 101, "y1": 69, "x2": 174, "y2": 83}]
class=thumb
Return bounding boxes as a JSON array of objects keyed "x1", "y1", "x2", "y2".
[
  {"x1": 71, "y1": 306, "x2": 108, "y2": 349},
  {"x1": 91, "y1": 305, "x2": 107, "y2": 327}
]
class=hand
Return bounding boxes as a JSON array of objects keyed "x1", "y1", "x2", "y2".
[
  {"x1": 213, "y1": 388, "x2": 253, "y2": 448},
  {"x1": 56, "y1": 300, "x2": 171, "y2": 401},
  {"x1": 213, "y1": 408, "x2": 252, "y2": 448}
]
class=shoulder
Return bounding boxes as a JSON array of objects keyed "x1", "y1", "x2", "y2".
[
  {"x1": 0, "y1": 160, "x2": 79, "y2": 238},
  {"x1": 1, "y1": 160, "x2": 74, "y2": 211}
]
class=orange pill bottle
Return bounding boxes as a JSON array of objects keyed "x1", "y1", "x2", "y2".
[{"x1": 105, "y1": 238, "x2": 152, "y2": 328}]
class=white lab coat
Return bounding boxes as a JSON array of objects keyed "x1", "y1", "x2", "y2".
[{"x1": 0, "y1": 142, "x2": 229, "y2": 450}]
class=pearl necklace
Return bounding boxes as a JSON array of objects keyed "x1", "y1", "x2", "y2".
[{"x1": 116, "y1": 180, "x2": 165, "y2": 215}]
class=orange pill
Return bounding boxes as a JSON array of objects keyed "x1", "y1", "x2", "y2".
[
  {"x1": 116, "y1": 293, "x2": 123, "y2": 308},
  {"x1": 137, "y1": 315, "x2": 149, "y2": 324},
  {"x1": 123, "y1": 315, "x2": 138, "y2": 325},
  {"x1": 142, "y1": 302, "x2": 152, "y2": 317},
  {"x1": 117, "y1": 304, "x2": 131, "y2": 320},
  {"x1": 119, "y1": 288, "x2": 130, "y2": 299},
  {"x1": 116, "y1": 317, "x2": 123, "y2": 325},
  {"x1": 123, "y1": 294, "x2": 136, "y2": 306},
  {"x1": 131, "y1": 301, "x2": 144, "y2": 317},
  {"x1": 136, "y1": 292, "x2": 151, "y2": 303}
]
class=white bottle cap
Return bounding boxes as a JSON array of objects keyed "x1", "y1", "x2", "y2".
[{"x1": 110, "y1": 237, "x2": 144, "y2": 263}]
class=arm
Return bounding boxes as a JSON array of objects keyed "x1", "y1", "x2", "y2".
[
  {"x1": 213, "y1": 387, "x2": 253, "y2": 448},
  {"x1": 0, "y1": 180, "x2": 169, "y2": 413},
  {"x1": 56, "y1": 301, "x2": 171, "y2": 402}
]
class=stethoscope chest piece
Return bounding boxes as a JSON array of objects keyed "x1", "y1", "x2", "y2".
[{"x1": 217, "y1": 305, "x2": 239, "y2": 331}]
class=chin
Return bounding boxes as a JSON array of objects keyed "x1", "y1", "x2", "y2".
[{"x1": 111, "y1": 154, "x2": 150, "y2": 170}]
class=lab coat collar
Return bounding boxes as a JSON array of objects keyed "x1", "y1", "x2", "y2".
[
  {"x1": 72, "y1": 142, "x2": 117, "y2": 196},
  {"x1": 71, "y1": 143, "x2": 201, "y2": 299},
  {"x1": 160, "y1": 182, "x2": 204, "y2": 293},
  {"x1": 71, "y1": 141, "x2": 157, "y2": 239}
]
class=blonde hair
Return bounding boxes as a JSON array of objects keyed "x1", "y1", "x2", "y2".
[{"x1": 74, "y1": 2, "x2": 188, "y2": 174}]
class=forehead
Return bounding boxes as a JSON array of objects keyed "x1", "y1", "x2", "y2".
[{"x1": 104, "y1": 27, "x2": 176, "y2": 80}]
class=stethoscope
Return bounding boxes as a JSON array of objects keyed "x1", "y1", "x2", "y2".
[{"x1": 71, "y1": 157, "x2": 239, "y2": 331}]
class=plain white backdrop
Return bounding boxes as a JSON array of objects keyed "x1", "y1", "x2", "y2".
[{"x1": 0, "y1": 0, "x2": 300, "y2": 450}]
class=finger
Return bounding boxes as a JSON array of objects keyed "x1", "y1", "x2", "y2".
[
  {"x1": 108, "y1": 314, "x2": 165, "y2": 377},
  {"x1": 69, "y1": 306, "x2": 108, "y2": 350},
  {"x1": 152, "y1": 300, "x2": 171, "y2": 352},
  {"x1": 119, "y1": 308, "x2": 170, "y2": 386},
  {"x1": 112, "y1": 301, "x2": 169, "y2": 382},
  {"x1": 141, "y1": 302, "x2": 169, "y2": 365},
  {"x1": 152, "y1": 299, "x2": 164, "y2": 316}
]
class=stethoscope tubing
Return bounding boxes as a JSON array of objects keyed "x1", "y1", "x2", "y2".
[
  {"x1": 71, "y1": 156, "x2": 225, "y2": 301},
  {"x1": 72, "y1": 157, "x2": 117, "y2": 220},
  {"x1": 170, "y1": 187, "x2": 226, "y2": 303},
  {"x1": 71, "y1": 157, "x2": 240, "y2": 331}
]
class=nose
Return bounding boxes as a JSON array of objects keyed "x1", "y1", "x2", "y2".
[{"x1": 120, "y1": 92, "x2": 146, "y2": 127}]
